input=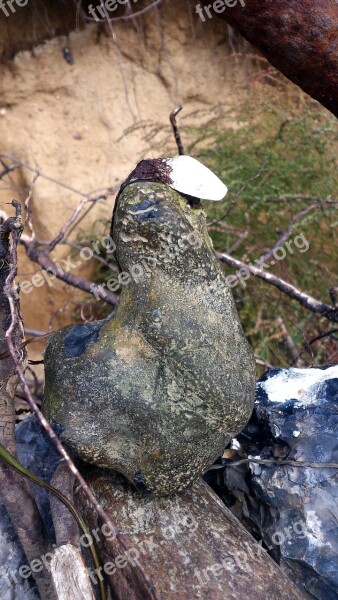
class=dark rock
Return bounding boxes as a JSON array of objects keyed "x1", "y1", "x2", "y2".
[
  {"x1": 208, "y1": 365, "x2": 338, "y2": 600},
  {"x1": 15, "y1": 413, "x2": 60, "y2": 536},
  {"x1": 0, "y1": 415, "x2": 59, "y2": 600},
  {"x1": 0, "y1": 501, "x2": 39, "y2": 600}
]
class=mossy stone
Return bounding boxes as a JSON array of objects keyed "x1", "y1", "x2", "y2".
[{"x1": 43, "y1": 182, "x2": 256, "y2": 496}]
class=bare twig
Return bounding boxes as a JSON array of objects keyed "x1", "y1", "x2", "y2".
[
  {"x1": 0, "y1": 153, "x2": 92, "y2": 197},
  {"x1": 64, "y1": 197, "x2": 113, "y2": 241},
  {"x1": 21, "y1": 241, "x2": 119, "y2": 306},
  {"x1": 0, "y1": 332, "x2": 52, "y2": 360},
  {"x1": 290, "y1": 328, "x2": 338, "y2": 366},
  {"x1": 225, "y1": 230, "x2": 249, "y2": 255},
  {"x1": 170, "y1": 106, "x2": 185, "y2": 155},
  {"x1": 1, "y1": 153, "x2": 119, "y2": 305},
  {"x1": 0, "y1": 200, "x2": 57, "y2": 599},
  {"x1": 24, "y1": 172, "x2": 39, "y2": 238},
  {"x1": 24, "y1": 327, "x2": 48, "y2": 336},
  {"x1": 0, "y1": 116, "x2": 122, "y2": 311},
  {"x1": 47, "y1": 190, "x2": 116, "y2": 253},
  {"x1": 60, "y1": 240, "x2": 117, "y2": 270},
  {"x1": 0, "y1": 154, "x2": 118, "y2": 250},
  {"x1": 0, "y1": 152, "x2": 120, "y2": 215},
  {"x1": 259, "y1": 204, "x2": 318, "y2": 263},
  {"x1": 216, "y1": 250, "x2": 338, "y2": 323},
  {"x1": 84, "y1": 0, "x2": 163, "y2": 23},
  {"x1": 276, "y1": 316, "x2": 305, "y2": 367},
  {"x1": 265, "y1": 195, "x2": 338, "y2": 204},
  {"x1": 0, "y1": 160, "x2": 19, "y2": 181},
  {"x1": 224, "y1": 457, "x2": 338, "y2": 469},
  {"x1": 255, "y1": 357, "x2": 274, "y2": 369}
]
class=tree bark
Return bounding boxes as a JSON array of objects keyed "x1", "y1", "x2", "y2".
[{"x1": 202, "y1": 0, "x2": 338, "y2": 118}]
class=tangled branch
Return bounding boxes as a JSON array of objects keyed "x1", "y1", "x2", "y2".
[{"x1": 4, "y1": 200, "x2": 158, "y2": 600}]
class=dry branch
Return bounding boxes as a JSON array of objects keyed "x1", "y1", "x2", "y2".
[
  {"x1": 50, "y1": 461, "x2": 79, "y2": 549},
  {"x1": 216, "y1": 250, "x2": 338, "y2": 323},
  {"x1": 260, "y1": 204, "x2": 319, "y2": 263},
  {"x1": 21, "y1": 242, "x2": 119, "y2": 306},
  {"x1": 0, "y1": 153, "x2": 120, "y2": 306},
  {"x1": 83, "y1": 0, "x2": 163, "y2": 23},
  {"x1": 170, "y1": 106, "x2": 185, "y2": 155},
  {"x1": 1, "y1": 198, "x2": 158, "y2": 600},
  {"x1": 290, "y1": 328, "x2": 338, "y2": 366},
  {"x1": 207, "y1": 155, "x2": 270, "y2": 227}
]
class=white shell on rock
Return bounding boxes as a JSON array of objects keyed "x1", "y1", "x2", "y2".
[{"x1": 165, "y1": 156, "x2": 228, "y2": 201}]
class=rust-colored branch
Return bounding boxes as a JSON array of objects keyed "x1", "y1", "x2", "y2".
[{"x1": 202, "y1": 0, "x2": 338, "y2": 117}]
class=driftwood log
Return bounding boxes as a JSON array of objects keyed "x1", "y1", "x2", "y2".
[{"x1": 75, "y1": 470, "x2": 308, "y2": 600}]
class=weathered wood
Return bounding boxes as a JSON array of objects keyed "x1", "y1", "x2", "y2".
[
  {"x1": 50, "y1": 461, "x2": 79, "y2": 548},
  {"x1": 50, "y1": 544, "x2": 96, "y2": 600},
  {"x1": 76, "y1": 471, "x2": 308, "y2": 600}
]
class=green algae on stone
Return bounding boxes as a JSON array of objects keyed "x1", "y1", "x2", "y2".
[{"x1": 43, "y1": 181, "x2": 256, "y2": 496}]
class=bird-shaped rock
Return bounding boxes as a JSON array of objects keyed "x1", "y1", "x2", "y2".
[{"x1": 43, "y1": 157, "x2": 256, "y2": 496}]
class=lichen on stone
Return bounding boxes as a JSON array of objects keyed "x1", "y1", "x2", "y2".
[{"x1": 43, "y1": 180, "x2": 256, "y2": 496}]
